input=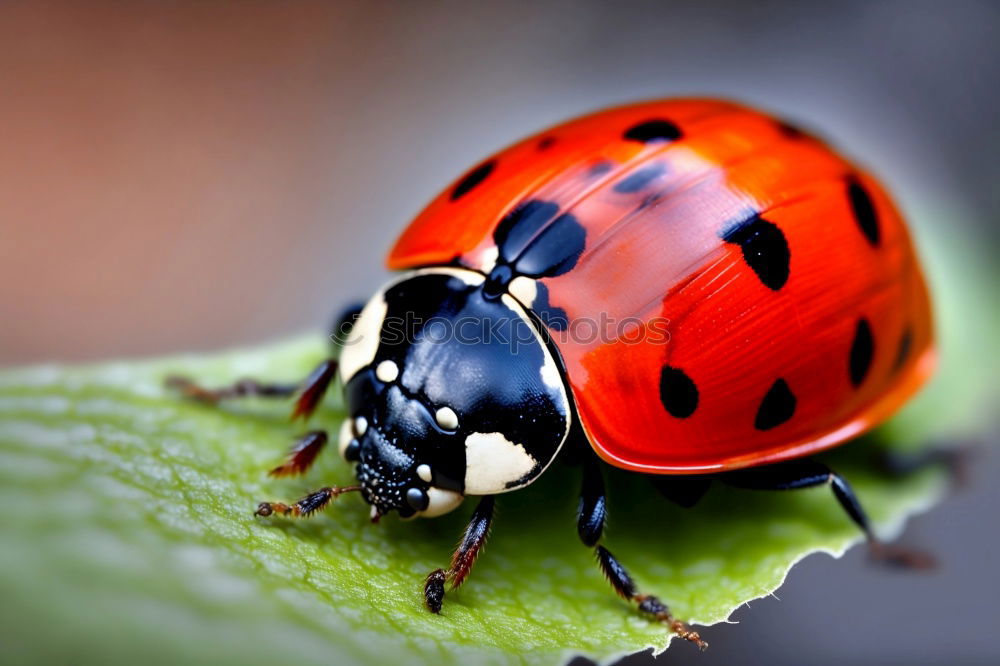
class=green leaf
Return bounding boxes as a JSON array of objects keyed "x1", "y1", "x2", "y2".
[
  {"x1": 0, "y1": 223, "x2": 993, "y2": 666},
  {"x1": 0, "y1": 340, "x2": 952, "y2": 666}
]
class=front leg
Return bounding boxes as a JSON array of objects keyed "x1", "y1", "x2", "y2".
[
  {"x1": 424, "y1": 496, "x2": 495, "y2": 613},
  {"x1": 267, "y1": 430, "x2": 330, "y2": 477},
  {"x1": 578, "y1": 456, "x2": 707, "y2": 650},
  {"x1": 254, "y1": 483, "x2": 361, "y2": 518}
]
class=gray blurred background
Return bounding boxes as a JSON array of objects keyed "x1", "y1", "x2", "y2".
[{"x1": 0, "y1": 1, "x2": 996, "y2": 664}]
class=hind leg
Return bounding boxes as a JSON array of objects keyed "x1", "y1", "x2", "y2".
[
  {"x1": 720, "y1": 458, "x2": 934, "y2": 568},
  {"x1": 873, "y1": 446, "x2": 970, "y2": 487}
]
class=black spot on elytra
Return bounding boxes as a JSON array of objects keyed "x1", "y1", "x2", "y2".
[
  {"x1": 776, "y1": 119, "x2": 822, "y2": 142},
  {"x1": 537, "y1": 136, "x2": 557, "y2": 151},
  {"x1": 588, "y1": 160, "x2": 614, "y2": 177},
  {"x1": 721, "y1": 213, "x2": 790, "y2": 290},
  {"x1": 776, "y1": 120, "x2": 806, "y2": 139},
  {"x1": 613, "y1": 163, "x2": 666, "y2": 193},
  {"x1": 623, "y1": 119, "x2": 682, "y2": 143},
  {"x1": 450, "y1": 160, "x2": 496, "y2": 201},
  {"x1": 492, "y1": 199, "x2": 587, "y2": 280},
  {"x1": 847, "y1": 177, "x2": 881, "y2": 247},
  {"x1": 533, "y1": 282, "x2": 569, "y2": 331},
  {"x1": 891, "y1": 326, "x2": 913, "y2": 373},
  {"x1": 754, "y1": 378, "x2": 797, "y2": 430},
  {"x1": 849, "y1": 318, "x2": 875, "y2": 387},
  {"x1": 495, "y1": 200, "x2": 559, "y2": 258},
  {"x1": 659, "y1": 366, "x2": 698, "y2": 418}
]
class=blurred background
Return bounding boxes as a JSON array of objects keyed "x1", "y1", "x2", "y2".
[{"x1": 0, "y1": 1, "x2": 996, "y2": 664}]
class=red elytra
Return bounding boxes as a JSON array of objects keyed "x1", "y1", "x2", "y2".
[{"x1": 388, "y1": 98, "x2": 935, "y2": 474}]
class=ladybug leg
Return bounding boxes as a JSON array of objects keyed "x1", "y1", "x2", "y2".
[
  {"x1": 423, "y1": 495, "x2": 495, "y2": 614},
  {"x1": 649, "y1": 475, "x2": 713, "y2": 508},
  {"x1": 872, "y1": 445, "x2": 971, "y2": 488},
  {"x1": 720, "y1": 459, "x2": 935, "y2": 569},
  {"x1": 328, "y1": 302, "x2": 364, "y2": 348},
  {"x1": 254, "y1": 484, "x2": 361, "y2": 518},
  {"x1": 166, "y1": 357, "x2": 338, "y2": 419},
  {"x1": 166, "y1": 303, "x2": 362, "y2": 416},
  {"x1": 288, "y1": 359, "x2": 339, "y2": 421},
  {"x1": 165, "y1": 374, "x2": 299, "y2": 403},
  {"x1": 267, "y1": 430, "x2": 329, "y2": 477},
  {"x1": 578, "y1": 458, "x2": 707, "y2": 650}
]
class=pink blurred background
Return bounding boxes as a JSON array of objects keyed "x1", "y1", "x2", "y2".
[
  {"x1": 0, "y1": 3, "x2": 996, "y2": 664},
  {"x1": 1, "y1": 1, "x2": 995, "y2": 366},
  {"x1": 1, "y1": 2, "x2": 371, "y2": 362}
]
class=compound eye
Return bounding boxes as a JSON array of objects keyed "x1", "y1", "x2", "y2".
[
  {"x1": 405, "y1": 487, "x2": 430, "y2": 512},
  {"x1": 343, "y1": 439, "x2": 361, "y2": 462}
]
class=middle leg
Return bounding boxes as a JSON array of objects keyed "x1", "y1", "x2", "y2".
[{"x1": 578, "y1": 456, "x2": 707, "y2": 649}]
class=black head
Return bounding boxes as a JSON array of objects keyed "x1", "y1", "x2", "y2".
[{"x1": 337, "y1": 268, "x2": 571, "y2": 519}]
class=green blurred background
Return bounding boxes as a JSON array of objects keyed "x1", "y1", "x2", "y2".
[{"x1": 0, "y1": 1, "x2": 996, "y2": 665}]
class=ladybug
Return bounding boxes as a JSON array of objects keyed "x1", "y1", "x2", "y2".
[{"x1": 169, "y1": 98, "x2": 935, "y2": 649}]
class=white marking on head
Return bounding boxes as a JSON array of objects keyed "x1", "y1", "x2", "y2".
[
  {"x1": 340, "y1": 269, "x2": 481, "y2": 386},
  {"x1": 419, "y1": 486, "x2": 464, "y2": 518},
  {"x1": 508, "y1": 276, "x2": 538, "y2": 307},
  {"x1": 338, "y1": 419, "x2": 354, "y2": 460},
  {"x1": 416, "y1": 464, "x2": 433, "y2": 483},
  {"x1": 354, "y1": 416, "x2": 368, "y2": 436},
  {"x1": 477, "y1": 246, "x2": 499, "y2": 274},
  {"x1": 464, "y1": 432, "x2": 538, "y2": 494},
  {"x1": 339, "y1": 292, "x2": 387, "y2": 384},
  {"x1": 375, "y1": 360, "x2": 399, "y2": 383},
  {"x1": 435, "y1": 406, "x2": 459, "y2": 430}
]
